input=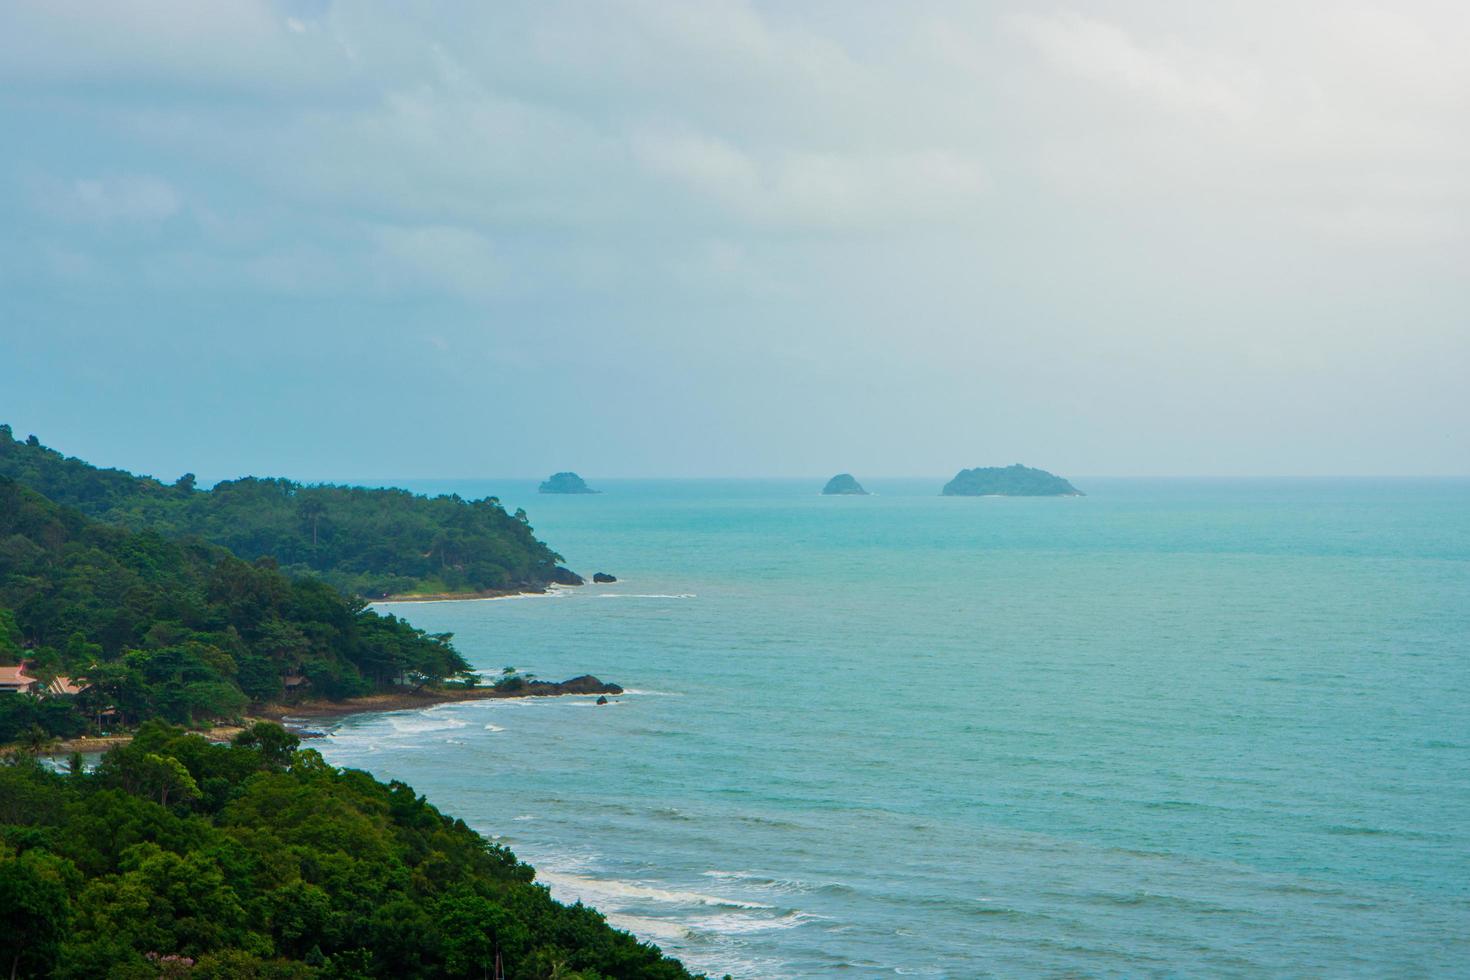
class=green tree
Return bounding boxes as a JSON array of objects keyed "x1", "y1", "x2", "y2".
[{"x1": 0, "y1": 849, "x2": 74, "y2": 979}]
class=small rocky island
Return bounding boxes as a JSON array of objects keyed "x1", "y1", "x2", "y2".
[
  {"x1": 822, "y1": 473, "x2": 869, "y2": 495},
  {"x1": 942, "y1": 464, "x2": 1082, "y2": 496},
  {"x1": 539, "y1": 471, "x2": 599, "y2": 494}
]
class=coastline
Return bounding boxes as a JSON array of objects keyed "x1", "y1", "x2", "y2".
[
  {"x1": 10, "y1": 677, "x2": 622, "y2": 757},
  {"x1": 255, "y1": 676, "x2": 623, "y2": 720},
  {"x1": 371, "y1": 585, "x2": 555, "y2": 604}
]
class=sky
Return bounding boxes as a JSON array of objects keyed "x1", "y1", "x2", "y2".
[{"x1": 1, "y1": 0, "x2": 1467, "y2": 481}]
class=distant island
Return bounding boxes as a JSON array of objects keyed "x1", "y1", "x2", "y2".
[
  {"x1": 539, "y1": 471, "x2": 599, "y2": 494},
  {"x1": 942, "y1": 464, "x2": 1083, "y2": 496},
  {"x1": 822, "y1": 473, "x2": 868, "y2": 495}
]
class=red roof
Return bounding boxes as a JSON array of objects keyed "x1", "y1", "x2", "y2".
[{"x1": 0, "y1": 665, "x2": 37, "y2": 689}]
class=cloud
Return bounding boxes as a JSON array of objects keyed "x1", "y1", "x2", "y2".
[
  {"x1": 0, "y1": 1, "x2": 1466, "y2": 475},
  {"x1": 1006, "y1": 11, "x2": 1259, "y2": 121},
  {"x1": 368, "y1": 224, "x2": 502, "y2": 298},
  {"x1": 44, "y1": 175, "x2": 183, "y2": 224},
  {"x1": 634, "y1": 132, "x2": 988, "y2": 227}
]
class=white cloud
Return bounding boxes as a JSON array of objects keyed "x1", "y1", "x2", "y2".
[
  {"x1": 46, "y1": 175, "x2": 182, "y2": 224},
  {"x1": 634, "y1": 133, "x2": 988, "y2": 227},
  {"x1": 369, "y1": 224, "x2": 502, "y2": 298},
  {"x1": 1006, "y1": 11, "x2": 1260, "y2": 121}
]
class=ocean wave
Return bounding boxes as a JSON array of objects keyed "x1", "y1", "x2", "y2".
[
  {"x1": 594, "y1": 593, "x2": 697, "y2": 600},
  {"x1": 735, "y1": 813, "x2": 806, "y2": 830},
  {"x1": 618, "y1": 688, "x2": 684, "y2": 697},
  {"x1": 700, "y1": 870, "x2": 849, "y2": 896},
  {"x1": 482, "y1": 723, "x2": 506, "y2": 732},
  {"x1": 536, "y1": 870, "x2": 775, "y2": 910},
  {"x1": 1323, "y1": 823, "x2": 1431, "y2": 839},
  {"x1": 1073, "y1": 890, "x2": 1241, "y2": 915},
  {"x1": 685, "y1": 908, "x2": 815, "y2": 936},
  {"x1": 371, "y1": 589, "x2": 570, "y2": 607},
  {"x1": 386, "y1": 714, "x2": 469, "y2": 735},
  {"x1": 604, "y1": 913, "x2": 691, "y2": 943}
]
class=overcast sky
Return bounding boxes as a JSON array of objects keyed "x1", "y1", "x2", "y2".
[{"x1": 2, "y1": 0, "x2": 1466, "y2": 480}]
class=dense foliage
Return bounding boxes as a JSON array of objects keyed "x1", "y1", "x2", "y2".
[
  {"x1": 0, "y1": 478, "x2": 470, "y2": 742},
  {"x1": 0, "y1": 722, "x2": 695, "y2": 979},
  {"x1": 0, "y1": 427, "x2": 566, "y2": 597},
  {"x1": 940, "y1": 464, "x2": 1082, "y2": 496}
]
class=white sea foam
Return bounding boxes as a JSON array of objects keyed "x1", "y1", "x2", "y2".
[
  {"x1": 386, "y1": 714, "x2": 468, "y2": 735},
  {"x1": 370, "y1": 589, "x2": 569, "y2": 607},
  {"x1": 483, "y1": 723, "x2": 506, "y2": 732},
  {"x1": 685, "y1": 909, "x2": 813, "y2": 936},
  {"x1": 603, "y1": 913, "x2": 691, "y2": 943},
  {"x1": 618, "y1": 688, "x2": 683, "y2": 697},
  {"x1": 594, "y1": 593, "x2": 697, "y2": 600},
  {"x1": 537, "y1": 870, "x2": 774, "y2": 910},
  {"x1": 701, "y1": 870, "x2": 813, "y2": 894}
]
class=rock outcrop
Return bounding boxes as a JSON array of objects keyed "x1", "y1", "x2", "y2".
[
  {"x1": 941, "y1": 464, "x2": 1082, "y2": 496},
  {"x1": 550, "y1": 566, "x2": 585, "y2": 586},
  {"x1": 539, "y1": 472, "x2": 599, "y2": 494},
  {"x1": 521, "y1": 675, "x2": 623, "y2": 696},
  {"x1": 821, "y1": 473, "x2": 868, "y2": 495},
  {"x1": 592, "y1": 572, "x2": 617, "y2": 583}
]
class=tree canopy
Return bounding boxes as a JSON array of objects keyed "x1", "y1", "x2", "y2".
[
  {"x1": 0, "y1": 478, "x2": 470, "y2": 742},
  {"x1": 0, "y1": 722, "x2": 695, "y2": 978},
  {"x1": 0, "y1": 427, "x2": 566, "y2": 598}
]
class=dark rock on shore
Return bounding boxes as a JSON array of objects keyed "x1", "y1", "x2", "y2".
[
  {"x1": 539, "y1": 471, "x2": 599, "y2": 494},
  {"x1": 822, "y1": 473, "x2": 868, "y2": 495},
  {"x1": 596, "y1": 695, "x2": 609, "y2": 705},
  {"x1": 592, "y1": 572, "x2": 617, "y2": 583},
  {"x1": 525, "y1": 675, "x2": 624, "y2": 696},
  {"x1": 941, "y1": 464, "x2": 1082, "y2": 496},
  {"x1": 550, "y1": 566, "x2": 585, "y2": 586},
  {"x1": 258, "y1": 674, "x2": 627, "y2": 717}
]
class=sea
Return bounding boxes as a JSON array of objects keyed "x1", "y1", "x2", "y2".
[{"x1": 310, "y1": 477, "x2": 1470, "y2": 978}]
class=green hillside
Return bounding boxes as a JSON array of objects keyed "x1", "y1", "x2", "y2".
[
  {"x1": 0, "y1": 426, "x2": 567, "y2": 598},
  {"x1": 0, "y1": 478, "x2": 470, "y2": 743},
  {"x1": 0, "y1": 722, "x2": 694, "y2": 978}
]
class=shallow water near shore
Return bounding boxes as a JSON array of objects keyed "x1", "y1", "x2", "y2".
[{"x1": 315, "y1": 478, "x2": 1470, "y2": 977}]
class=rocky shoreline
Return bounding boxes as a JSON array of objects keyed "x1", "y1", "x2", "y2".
[
  {"x1": 256, "y1": 674, "x2": 624, "y2": 719},
  {"x1": 372, "y1": 586, "x2": 556, "y2": 603},
  {"x1": 18, "y1": 676, "x2": 623, "y2": 757},
  {"x1": 374, "y1": 567, "x2": 595, "y2": 603}
]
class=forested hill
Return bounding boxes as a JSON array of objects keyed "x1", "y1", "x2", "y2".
[
  {"x1": 0, "y1": 478, "x2": 471, "y2": 742},
  {"x1": 0, "y1": 426, "x2": 566, "y2": 598},
  {"x1": 0, "y1": 722, "x2": 695, "y2": 978}
]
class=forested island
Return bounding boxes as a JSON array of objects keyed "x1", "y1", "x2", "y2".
[
  {"x1": 0, "y1": 427, "x2": 575, "y2": 599},
  {"x1": 821, "y1": 474, "x2": 868, "y2": 495},
  {"x1": 941, "y1": 464, "x2": 1082, "y2": 496},
  {"x1": 0, "y1": 426, "x2": 702, "y2": 977},
  {"x1": 539, "y1": 472, "x2": 598, "y2": 494}
]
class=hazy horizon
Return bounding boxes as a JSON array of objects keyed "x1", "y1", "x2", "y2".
[{"x1": 3, "y1": 1, "x2": 1466, "y2": 480}]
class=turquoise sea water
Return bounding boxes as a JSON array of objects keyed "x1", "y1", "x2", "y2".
[{"x1": 313, "y1": 478, "x2": 1470, "y2": 978}]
